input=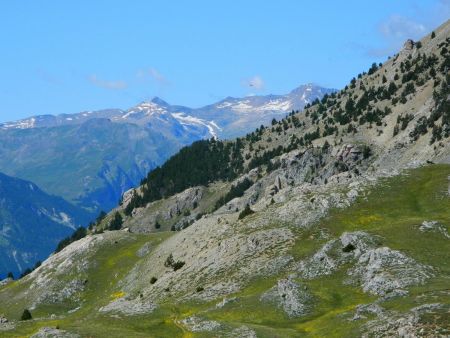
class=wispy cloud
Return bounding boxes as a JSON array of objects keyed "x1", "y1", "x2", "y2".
[
  {"x1": 357, "y1": 15, "x2": 427, "y2": 58},
  {"x1": 379, "y1": 15, "x2": 426, "y2": 40},
  {"x1": 88, "y1": 74, "x2": 127, "y2": 90},
  {"x1": 242, "y1": 75, "x2": 265, "y2": 90},
  {"x1": 359, "y1": 0, "x2": 450, "y2": 59},
  {"x1": 136, "y1": 67, "x2": 169, "y2": 86}
]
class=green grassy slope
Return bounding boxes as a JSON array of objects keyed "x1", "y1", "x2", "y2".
[{"x1": 0, "y1": 164, "x2": 448, "y2": 337}]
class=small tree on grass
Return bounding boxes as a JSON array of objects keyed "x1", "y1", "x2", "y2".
[{"x1": 21, "y1": 309, "x2": 32, "y2": 321}]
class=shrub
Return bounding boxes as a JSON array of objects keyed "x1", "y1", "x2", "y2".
[
  {"x1": 150, "y1": 277, "x2": 157, "y2": 284},
  {"x1": 409, "y1": 117, "x2": 428, "y2": 140},
  {"x1": 164, "y1": 254, "x2": 186, "y2": 271},
  {"x1": 164, "y1": 254, "x2": 175, "y2": 267},
  {"x1": 402, "y1": 82, "x2": 415, "y2": 97},
  {"x1": 362, "y1": 145, "x2": 372, "y2": 159},
  {"x1": 368, "y1": 62, "x2": 378, "y2": 75},
  {"x1": 393, "y1": 125, "x2": 399, "y2": 136},
  {"x1": 238, "y1": 205, "x2": 255, "y2": 220},
  {"x1": 21, "y1": 309, "x2": 32, "y2": 321},
  {"x1": 172, "y1": 261, "x2": 185, "y2": 271}
]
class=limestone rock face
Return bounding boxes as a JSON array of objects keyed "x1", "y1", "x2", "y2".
[
  {"x1": 165, "y1": 187, "x2": 204, "y2": 220},
  {"x1": 297, "y1": 231, "x2": 380, "y2": 279},
  {"x1": 260, "y1": 278, "x2": 313, "y2": 317},
  {"x1": 403, "y1": 39, "x2": 415, "y2": 51},
  {"x1": 347, "y1": 247, "x2": 433, "y2": 296},
  {"x1": 99, "y1": 297, "x2": 156, "y2": 316},
  {"x1": 298, "y1": 232, "x2": 433, "y2": 297},
  {"x1": 362, "y1": 303, "x2": 450, "y2": 338}
]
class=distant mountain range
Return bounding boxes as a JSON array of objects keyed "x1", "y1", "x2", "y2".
[
  {"x1": 0, "y1": 172, "x2": 91, "y2": 277},
  {"x1": 0, "y1": 84, "x2": 334, "y2": 213}
]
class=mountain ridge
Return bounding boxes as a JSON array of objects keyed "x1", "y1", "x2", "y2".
[{"x1": 0, "y1": 84, "x2": 334, "y2": 134}]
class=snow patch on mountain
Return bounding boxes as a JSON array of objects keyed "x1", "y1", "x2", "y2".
[
  {"x1": 172, "y1": 112, "x2": 219, "y2": 138},
  {"x1": 0, "y1": 84, "x2": 334, "y2": 132},
  {"x1": 1, "y1": 117, "x2": 36, "y2": 129}
]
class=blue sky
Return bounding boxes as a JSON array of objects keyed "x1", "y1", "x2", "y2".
[{"x1": 0, "y1": 0, "x2": 448, "y2": 122}]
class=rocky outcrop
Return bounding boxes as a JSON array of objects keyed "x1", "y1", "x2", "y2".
[
  {"x1": 298, "y1": 232, "x2": 433, "y2": 297},
  {"x1": 124, "y1": 186, "x2": 205, "y2": 233},
  {"x1": 260, "y1": 278, "x2": 313, "y2": 317},
  {"x1": 347, "y1": 247, "x2": 433, "y2": 297},
  {"x1": 0, "y1": 315, "x2": 14, "y2": 331},
  {"x1": 297, "y1": 231, "x2": 380, "y2": 279},
  {"x1": 350, "y1": 303, "x2": 386, "y2": 321},
  {"x1": 99, "y1": 297, "x2": 156, "y2": 316},
  {"x1": 403, "y1": 39, "x2": 415, "y2": 51},
  {"x1": 30, "y1": 327, "x2": 80, "y2": 338},
  {"x1": 362, "y1": 303, "x2": 450, "y2": 338},
  {"x1": 165, "y1": 187, "x2": 204, "y2": 219},
  {"x1": 419, "y1": 220, "x2": 450, "y2": 238},
  {"x1": 180, "y1": 316, "x2": 221, "y2": 332}
]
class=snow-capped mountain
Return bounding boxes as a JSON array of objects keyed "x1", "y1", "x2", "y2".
[
  {"x1": 192, "y1": 84, "x2": 335, "y2": 138},
  {"x1": 1, "y1": 84, "x2": 334, "y2": 139},
  {"x1": 0, "y1": 84, "x2": 332, "y2": 212}
]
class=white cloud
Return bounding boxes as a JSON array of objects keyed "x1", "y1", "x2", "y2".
[
  {"x1": 243, "y1": 75, "x2": 265, "y2": 90},
  {"x1": 361, "y1": 15, "x2": 429, "y2": 58},
  {"x1": 88, "y1": 75, "x2": 127, "y2": 90},
  {"x1": 379, "y1": 15, "x2": 426, "y2": 40}
]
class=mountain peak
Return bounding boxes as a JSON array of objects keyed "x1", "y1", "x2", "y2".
[{"x1": 150, "y1": 96, "x2": 170, "y2": 106}]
